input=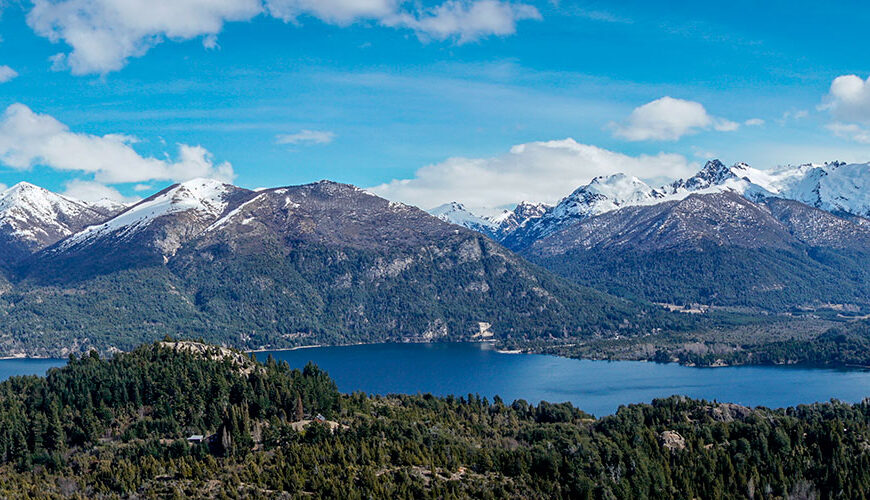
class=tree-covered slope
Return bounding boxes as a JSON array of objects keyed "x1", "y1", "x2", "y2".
[
  {"x1": 0, "y1": 181, "x2": 678, "y2": 357},
  {"x1": 1, "y1": 341, "x2": 870, "y2": 498},
  {"x1": 526, "y1": 193, "x2": 870, "y2": 311}
]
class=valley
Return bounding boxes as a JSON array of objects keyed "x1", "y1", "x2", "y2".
[{"x1": 0, "y1": 161, "x2": 866, "y2": 370}]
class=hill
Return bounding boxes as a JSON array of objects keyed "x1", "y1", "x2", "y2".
[{"x1": 0, "y1": 340, "x2": 868, "y2": 498}]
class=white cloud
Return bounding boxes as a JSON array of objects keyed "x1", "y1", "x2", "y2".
[
  {"x1": 384, "y1": 0, "x2": 541, "y2": 43},
  {"x1": 820, "y1": 74, "x2": 870, "y2": 122},
  {"x1": 28, "y1": 0, "x2": 540, "y2": 75},
  {"x1": 276, "y1": 129, "x2": 336, "y2": 145},
  {"x1": 63, "y1": 179, "x2": 140, "y2": 203},
  {"x1": 0, "y1": 66, "x2": 17, "y2": 83},
  {"x1": 0, "y1": 103, "x2": 235, "y2": 184},
  {"x1": 610, "y1": 96, "x2": 740, "y2": 141},
  {"x1": 266, "y1": 0, "x2": 399, "y2": 24},
  {"x1": 28, "y1": 0, "x2": 263, "y2": 75},
  {"x1": 368, "y1": 138, "x2": 694, "y2": 209},
  {"x1": 819, "y1": 75, "x2": 870, "y2": 144},
  {"x1": 744, "y1": 118, "x2": 764, "y2": 126},
  {"x1": 826, "y1": 122, "x2": 870, "y2": 144}
]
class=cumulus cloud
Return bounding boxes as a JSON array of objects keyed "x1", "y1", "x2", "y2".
[
  {"x1": 0, "y1": 103, "x2": 235, "y2": 184},
  {"x1": 0, "y1": 66, "x2": 17, "y2": 83},
  {"x1": 28, "y1": 0, "x2": 540, "y2": 75},
  {"x1": 821, "y1": 74, "x2": 870, "y2": 122},
  {"x1": 28, "y1": 0, "x2": 262, "y2": 75},
  {"x1": 383, "y1": 0, "x2": 541, "y2": 43},
  {"x1": 610, "y1": 96, "x2": 739, "y2": 141},
  {"x1": 744, "y1": 118, "x2": 764, "y2": 126},
  {"x1": 63, "y1": 179, "x2": 140, "y2": 203},
  {"x1": 819, "y1": 75, "x2": 870, "y2": 144},
  {"x1": 276, "y1": 130, "x2": 336, "y2": 145},
  {"x1": 368, "y1": 138, "x2": 694, "y2": 209}
]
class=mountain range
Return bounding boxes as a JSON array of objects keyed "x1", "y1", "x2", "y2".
[
  {"x1": 0, "y1": 179, "x2": 666, "y2": 357},
  {"x1": 431, "y1": 160, "x2": 870, "y2": 311},
  {"x1": 0, "y1": 159, "x2": 867, "y2": 357},
  {"x1": 435, "y1": 160, "x2": 870, "y2": 250}
]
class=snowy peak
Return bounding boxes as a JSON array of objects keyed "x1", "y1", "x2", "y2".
[
  {"x1": 61, "y1": 178, "x2": 249, "y2": 251},
  {"x1": 671, "y1": 159, "x2": 736, "y2": 191},
  {"x1": 430, "y1": 202, "x2": 499, "y2": 235},
  {"x1": 0, "y1": 182, "x2": 106, "y2": 255},
  {"x1": 552, "y1": 174, "x2": 662, "y2": 221},
  {"x1": 776, "y1": 162, "x2": 870, "y2": 217},
  {"x1": 83, "y1": 198, "x2": 129, "y2": 218}
]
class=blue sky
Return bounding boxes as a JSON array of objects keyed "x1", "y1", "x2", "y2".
[{"x1": 0, "y1": 0, "x2": 868, "y2": 208}]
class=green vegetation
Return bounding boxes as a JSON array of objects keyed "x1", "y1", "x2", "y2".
[
  {"x1": 658, "y1": 319, "x2": 870, "y2": 367},
  {"x1": 0, "y1": 340, "x2": 869, "y2": 498},
  {"x1": 529, "y1": 317, "x2": 870, "y2": 368},
  {"x1": 0, "y1": 241, "x2": 697, "y2": 357},
  {"x1": 532, "y1": 246, "x2": 870, "y2": 312}
]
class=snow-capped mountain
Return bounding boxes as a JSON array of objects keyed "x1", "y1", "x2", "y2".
[
  {"x1": 502, "y1": 174, "x2": 666, "y2": 250},
  {"x1": 430, "y1": 202, "x2": 500, "y2": 237},
  {"x1": 489, "y1": 201, "x2": 550, "y2": 237},
  {"x1": 57, "y1": 178, "x2": 253, "y2": 260},
  {"x1": 0, "y1": 182, "x2": 108, "y2": 262},
  {"x1": 430, "y1": 200, "x2": 551, "y2": 239},
  {"x1": 524, "y1": 190, "x2": 870, "y2": 310},
  {"x1": 497, "y1": 160, "x2": 870, "y2": 250},
  {"x1": 13, "y1": 179, "x2": 632, "y2": 357},
  {"x1": 83, "y1": 198, "x2": 129, "y2": 218}
]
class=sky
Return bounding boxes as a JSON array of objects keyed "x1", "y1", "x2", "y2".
[{"x1": 0, "y1": 0, "x2": 868, "y2": 209}]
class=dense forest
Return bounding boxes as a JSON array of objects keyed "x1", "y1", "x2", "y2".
[
  {"x1": 656, "y1": 319, "x2": 870, "y2": 368},
  {"x1": 0, "y1": 241, "x2": 698, "y2": 358},
  {"x1": 531, "y1": 246, "x2": 870, "y2": 312},
  {"x1": 0, "y1": 340, "x2": 869, "y2": 498}
]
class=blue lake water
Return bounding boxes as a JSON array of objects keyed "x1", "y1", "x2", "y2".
[
  {"x1": 2, "y1": 343, "x2": 869, "y2": 417},
  {"x1": 257, "y1": 342, "x2": 870, "y2": 416},
  {"x1": 0, "y1": 358, "x2": 65, "y2": 381}
]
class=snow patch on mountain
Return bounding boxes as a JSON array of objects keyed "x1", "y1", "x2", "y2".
[
  {"x1": 62, "y1": 178, "x2": 236, "y2": 248},
  {"x1": 0, "y1": 182, "x2": 102, "y2": 244},
  {"x1": 430, "y1": 202, "x2": 499, "y2": 235}
]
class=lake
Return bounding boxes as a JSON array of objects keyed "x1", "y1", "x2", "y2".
[
  {"x1": 0, "y1": 357, "x2": 65, "y2": 382},
  {"x1": 257, "y1": 342, "x2": 870, "y2": 416},
  {"x1": 3, "y1": 342, "x2": 870, "y2": 416}
]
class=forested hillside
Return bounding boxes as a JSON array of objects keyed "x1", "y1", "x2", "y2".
[
  {"x1": 0, "y1": 340, "x2": 869, "y2": 498},
  {"x1": 0, "y1": 180, "x2": 690, "y2": 358}
]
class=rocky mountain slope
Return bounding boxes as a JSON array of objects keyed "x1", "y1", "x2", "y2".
[
  {"x1": 0, "y1": 182, "x2": 109, "y2": 265},
  {"x1": 0, "y1": 179, "x2": 667, "y2": 357},
  {"x1": 440, "y1": 160, "x2": 870, "y2": 252},
  {"x1": 527, "y1": 191, "x2": 870, "y2": 310}
]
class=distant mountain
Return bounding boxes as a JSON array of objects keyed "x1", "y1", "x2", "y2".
[
  {"x1": 502, "y1": 174, "x2": 665, "y2": 250},
  {"x1": 0, "y1": 182, "x2": 107, "y2": 264},
  {"x1": 82, "y1": 198, "x2": 129, "y2": 218},
  {"x1": 527, "y1": 191, "x2": 798, "y2": 255},
  {"x1": 430, "y1": 201, "x2": 500, "y2": 237},
  {"x1": 38, "y1": 178, "x2": 255, "y2": 277},
  {"x1": 0, "y1": 179, "x2": 664, "y2": 357},
  {"x1": 443, "y1": 160, "x2": 870, "y2": 252},
  {"x1": 489, "y1": 201, "x2": 550, "y2": 237},
  {"x1": 430, "y1": 200, "x2": 550, "y2": 240},
  {"x1": 526, "y1": 191, "x2": 870, "y2": 310}
]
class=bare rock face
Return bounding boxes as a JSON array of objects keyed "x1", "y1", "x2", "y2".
[
  {"x1": 527, "y1": 192, "x2": 800, "y2": 257},
  {"x1": 659, "y1": 430, "x2": 686, "y2": 452},
  {"x1": 710, "y1": 403, "x2": 753, "y2": 422}
]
